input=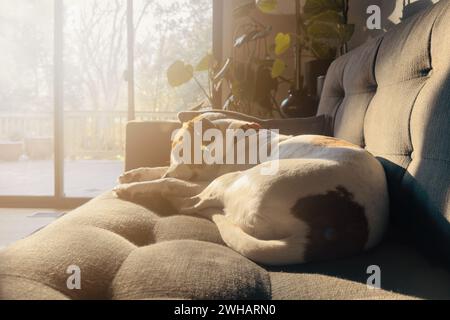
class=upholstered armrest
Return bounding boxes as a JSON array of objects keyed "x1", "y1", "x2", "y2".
[
  {"x1": 179, "y1": 110, "x2": 332, "y2": 136},
  {"x1": 125, "y1": 121, "x2": 180, "y2": 171},
  {"x1": 125, "y1": 112, "x2": 332, "y2": 171},
  {"x1": 263, "y1": 115, "x2": 332, "y2": 136}
]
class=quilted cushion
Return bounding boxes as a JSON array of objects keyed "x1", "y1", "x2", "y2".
[{"x1": 0, "y1": 193, "x2": 271, "y2": 300}]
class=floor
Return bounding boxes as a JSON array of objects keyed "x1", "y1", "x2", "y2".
[
  {"x1": 0, "y1": 160, "x2": 124, "y2": 198},
  {"x1": 0, "y1": 160, "x2": 123, "y2": 250},
  {"x1": 0, "y1": 208, "x2": 64, "y2": 250}
]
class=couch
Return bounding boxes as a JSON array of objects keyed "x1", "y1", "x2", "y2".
[{"x1": 0, "y1": 0, "x2": 449, "y2": 300}]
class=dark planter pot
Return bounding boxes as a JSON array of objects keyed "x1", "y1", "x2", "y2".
[
  {"x1": 304, "y1": 59, "x2": 334, "y2": 97},
  {"x1": 0, "y1": 141, "x2": 24, "y2": 161},
  {"x1": 280, "y1": 89, "x2": 319, "y2": 118},
  {"x1": 25, "y1": 137, "x2": 53, "y2": 160}
]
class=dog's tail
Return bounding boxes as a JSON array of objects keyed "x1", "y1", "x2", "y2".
[{"x1": 202, "y1": 210, "x2": 306, "y2": 266}]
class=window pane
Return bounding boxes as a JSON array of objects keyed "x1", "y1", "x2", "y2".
[
  {"x1": 134, "y1": 0, "x2": 213, "y2": 120},
  {"x1": 63, "y1": 0, "x2": 127, "y2": 197},
  {"x1": 0, "y1": 0, "x2": 54, "y2": 196}
]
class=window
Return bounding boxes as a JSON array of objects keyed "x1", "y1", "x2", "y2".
[
  {"x1": 134, "y1": 0, "x2": 213, "y2": 115},
  {"x1": 0, "y1": 0, "x2": 215, "y2": 206},
  {"x1": 0, "y1": 0, "x2": 54, "y2": 196}
]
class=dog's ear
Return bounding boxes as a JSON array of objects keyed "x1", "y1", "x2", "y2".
[
  {"x1": 178, "y1": 111, "x2": 201, "y2": 124},
  {"x1": 197, "y1": 117, "x2": 216, "y2": 132},
  {"x1": 240, "y1": 122, "x2": 263, "y2": 131},
  {"x1": 186, "y1": 117, "x2": 217, "y2": 137}
]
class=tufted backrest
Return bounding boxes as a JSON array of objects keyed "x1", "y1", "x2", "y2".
[{"x1": 318, "y1": 0, "x2": 450, "y2": 261}]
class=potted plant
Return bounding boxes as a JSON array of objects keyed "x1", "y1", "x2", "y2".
[
  {"x1": 257, "y1": 0, "x2": 354, "y2": 117},
  {"x1": 25, "y1": 136, "x2": 53, "y2": 160},
  {"x1": 166, "y1": 0, "x2": 353, "y2": 118},
  {"x1": 0, "y1": 132, "x2": 24, "y2": 162},
  {"x1": 166, "y1": 1, "x2": 286, "y2": 119}
]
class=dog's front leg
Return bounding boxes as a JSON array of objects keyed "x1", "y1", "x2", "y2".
[
  {"x1": 118, "y1": 167, "x2": 169, "y2": 184},
  {"x1": 114, "y1": 178, "x2": 205, "y2": 201}
]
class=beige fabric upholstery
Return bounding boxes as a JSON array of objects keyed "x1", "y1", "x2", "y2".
[
  {"x1": 2, "y1": 192, "x2": 442, "y2": 300},
  {"x1": 125, "y1": 121, "x2": 180, "y2": 171},
  {"x1": 178, "y1": 110, "x2": 332, "y2": 136},
  {"x1": 1, "y1": 1, "x2": 449, "y2": 300},
  {"x1": 318, "y1": 0, "x2": 450, "y2": 265},
  {"x1": 0, "y1": 193, "x2": 270, "y2": 300},
  {"x1": 270, "y1": 235, "x2": 450, "y2": 300}
]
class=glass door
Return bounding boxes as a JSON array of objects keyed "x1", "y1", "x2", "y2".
[
  {"x1": 133, "y1": 0, "x2": 213, "y2": 117},
  {"x1": 0, "y1": 0, "x2": 55, "y2": 197},
  {"x1": 62, "y1": 0, "x2": 128, "y2": 198},
  {"x1": 0, "y1": 0, "x2": 216, "y2": 207}
]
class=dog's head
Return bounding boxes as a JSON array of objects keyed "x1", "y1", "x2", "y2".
[{"x1": 165, "y1": 113, "x2": 262, "y2": 181}]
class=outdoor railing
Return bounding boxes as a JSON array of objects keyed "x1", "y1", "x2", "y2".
[{"x1": 0, "y1": 110, "x2": 178, "y2": 160}]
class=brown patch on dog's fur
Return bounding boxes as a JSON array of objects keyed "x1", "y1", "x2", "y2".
[
  {"x1": 311, "y1": 136, "x2": 359, "y2": 148},
  {"x1": 291, "y1": 186, "x2": 368, "y2": 262}
]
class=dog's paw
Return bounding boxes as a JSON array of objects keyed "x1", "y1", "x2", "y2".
[
  {"x1": 118, "y1": 171, "x2": 142, "y2": 184},
  {"x1": 164, "y1": 194, "x2": 204, "y2": 215},
  {"x1": 113, "y1": 184, "x2": 135, "y2": 200}
]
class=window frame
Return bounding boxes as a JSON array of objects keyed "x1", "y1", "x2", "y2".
[{"x1": 0, "y1": 0, "x2": 223, "y2": 209}]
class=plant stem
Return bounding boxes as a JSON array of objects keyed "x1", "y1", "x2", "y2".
[{"x1": 192, "y1": 75, "x2": 214, "y2": 106}]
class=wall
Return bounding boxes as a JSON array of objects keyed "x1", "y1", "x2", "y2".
[
  {"x1": 348, "y1": 0, "x2": 439, "y2": 49},
  {"x1": 222, "y1": 0, "x2": 441, "y2": 55}
]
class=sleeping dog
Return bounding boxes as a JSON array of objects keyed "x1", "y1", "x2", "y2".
[{"x1": 115, "y1": 113, "x2": 389, "y2": 266}]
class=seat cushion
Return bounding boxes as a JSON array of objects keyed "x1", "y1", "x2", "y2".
[
  {"x1": 0, "y1": 193, "x2": 270, "y2": 300},
  {"x1": 111, "y1": 240, "x2": 270, "y2": 300},
  {"x1": 2, "y1": 193, "x2": 448, "y2": 300},
  {"x1": 270, "y1": 234, "x2": 450, "y2": 300}
]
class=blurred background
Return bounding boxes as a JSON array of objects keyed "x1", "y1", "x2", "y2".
[{"x1": 0, "y1": 0, "x2": 212, "y2": 198}]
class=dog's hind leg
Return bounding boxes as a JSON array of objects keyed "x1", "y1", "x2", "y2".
[
  {"x1": 167, "y1": 195, "x2": 222, "y2": 215},
  {"x1": 170, "y1": 171, "x2": 242, "y2": 214},
  {"x1": 211, "y1": 214, "x2": 306, "y2": 266}
]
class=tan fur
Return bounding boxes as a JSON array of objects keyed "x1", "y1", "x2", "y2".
[{"x1": 311, "y1": 136, "x2": 359, "y2": 148}]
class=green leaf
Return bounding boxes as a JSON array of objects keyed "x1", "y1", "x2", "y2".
[
  {"x1": 195, "y1": 53, "x2": 212, "y2": 72},
  {"x1": 256, "y1": 0, "x2": 278, "y2": 13},
  {"x1": 307, "y1": 20, "x2": 341, "y2": 46},
  {"x1": 310, "y1": 40, "x2": 336, "y2": 59},
  {"x1": 271, "y1": 58, "x2": 286, "y2": 78},
  {"x1": 167, "y1": 60, "x2": 194, "y2": 87},
  {"x1": 307, "y1": 10, "x2": 344, "y2": 25},
  {"x1": 304, "y1": 0, "x2": 342, "y2": 18},
  {"x1": 307, "y1": 21, "x2": 354, "y2": 48},
  {"x1": 274, "y1": 33, "x2": 291, "y2": 56}
]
